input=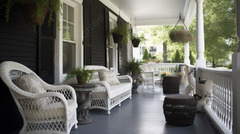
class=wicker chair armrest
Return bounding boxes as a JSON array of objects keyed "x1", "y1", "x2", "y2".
[
  {"x1": 117, "y1": 75, "x2": 132, "y2": 84},
  {"x1": 22, "y1": 92, "x2": 70, "y2": 108},
  {"x1": 43, "y1": 84, "x2": 77, "y2": 102}
]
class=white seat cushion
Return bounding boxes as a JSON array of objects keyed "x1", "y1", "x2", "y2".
[
  {"x1": 24, "y1": 99, "x2": 77, "y2": 121},
  {"x1": 108, "y1": 83, "x2": 131, "y2": 98}
]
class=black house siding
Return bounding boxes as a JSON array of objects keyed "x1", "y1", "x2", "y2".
[
  {"x1": 0, "y1": 3, "x2": 55, "y2": 133},
  {"x1": 83, "y1": 0, "x2": 129, "y2": 71}
]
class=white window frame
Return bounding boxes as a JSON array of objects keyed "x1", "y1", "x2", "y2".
[{"x1": 55, "y1": 0, "x2": 83, "y2": 83}]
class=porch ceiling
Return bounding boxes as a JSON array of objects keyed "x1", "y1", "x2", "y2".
[{"x1": 109, "y1": 0, "x2": 196, "y2": 26}]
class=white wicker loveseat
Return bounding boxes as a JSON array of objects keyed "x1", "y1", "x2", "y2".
[
  {"x1": 0, "y1": 61, "x2": 78, "y2": 134},
  {"x1": 85, "y1": 65, "x2": 132, "y2": 114}
]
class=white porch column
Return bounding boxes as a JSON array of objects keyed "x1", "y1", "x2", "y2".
[
  {"x1": 232, "y1": 0, "x2": 240, "y2": 133},
  {"x1": 195, "y1": 0, "x2": 206, "y2": 67},
  {"x1": 184, "y1": 42, "x2": 190, "y2": 65}
]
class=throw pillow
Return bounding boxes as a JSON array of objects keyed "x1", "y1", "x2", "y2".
[
  {"x1": 16, "y1": 73, "x2": 45, "y2": 93},
  {"x1": 16, "y1": 73, "x2": 49, "y2": 109},
  {"x1": 98, "y1": 70, "x2": 120, "y2": 86},
  {"x1": 90, "y1": 70, "x2": 100, "y2": 83}
]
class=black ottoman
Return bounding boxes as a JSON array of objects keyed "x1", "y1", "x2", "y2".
[
  {"x1": 163, "y1": 94, "x2": 197, "y2": 126},
  {"x1": 162, "y1": 76, "x2": 180, "y2": 94}
]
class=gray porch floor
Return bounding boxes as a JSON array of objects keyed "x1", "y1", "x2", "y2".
[{"x1": 71, "y1": 84, "x2": 219, "y2": 134}]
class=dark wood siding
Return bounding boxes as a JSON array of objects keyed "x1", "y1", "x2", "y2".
[
  {"x1": 38, "y1": 13, "x2": 56, "y2": 84},
  {"x1": 0, "y1": 3, "x2": 55, "y2": 133}
]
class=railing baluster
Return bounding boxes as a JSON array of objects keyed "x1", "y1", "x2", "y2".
[{"x1": 197, "y1": 67, "x2": 232, "y2": 133}]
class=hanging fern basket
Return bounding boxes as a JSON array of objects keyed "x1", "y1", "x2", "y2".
[
  {"x1": 21, "y1": 3, "x2": 48, "y2": 25},
  {"x1": 169, "y1": 14, "x2": 194, "y2": 43},
  {"x1": 132, "y1": 39, "x2": 140, "y2": 47},
  {"x1": 169, "y1": 30, "x2": 193, "y2": 43},
  {"x1": 112, "y1": 33, "x2": 123, "y2": 43}
]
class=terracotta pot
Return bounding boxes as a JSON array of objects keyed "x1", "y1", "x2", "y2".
[
  {"x1": 112, "y1": 33, "x2": 123, "y2": 43},
  {"x1": 20, "y1": 3, "x2": 48, "y2": 25},
  {"x1": 76, "y1": 76, "x2": 86, "y2": 85},
  {"x1": 132, "y1": 39, "x2": 140, "y2": 47}
]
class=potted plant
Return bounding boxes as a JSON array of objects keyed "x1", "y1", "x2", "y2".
[
  {"x1": 131, "y1": 34, "x2": 145, "y2": 47},
  {"x1": 109, "y1": 23, "x2": 130, "y2": 43},
  {"x1": 4, "y1": 0, "x2": 62, "y2": 25},
  {"x1": 124, "y1": 58, "x2": 143, "y2": 76},
  {"x1": 169, "y1": 30, "x2": 194, "y2": 43},
  {"x1": 65, "y1": 67, "x2": 93, "y2": 85}
]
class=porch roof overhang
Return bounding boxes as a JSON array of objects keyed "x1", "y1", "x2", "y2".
[{"x1": 102, "y1": 0, "x2": 196, "y2": 27}]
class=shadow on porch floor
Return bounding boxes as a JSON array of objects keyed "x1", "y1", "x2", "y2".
[{"x1": 71, "y1": 84, "x2": 219, "y2": 134}]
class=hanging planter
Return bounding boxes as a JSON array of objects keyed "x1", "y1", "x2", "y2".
[
  {"x1": 132, "y1": 38, "x2": 140, "y2": 47},
  {"x1": 131, "y1": 34, "x2": 145, "y2": 47},
  {"x1": 20, "y1": 3, "x2": 48, "y2": 25},
  {"x1": 108, "y1": 23, "x2": 130, "y2": 44},
  {"x1": 112, "y1": 32, "x2": 123, "y2": 43},
  {"x1": 169, "y1": 30, "x2": 193, "y2": 43},
  {"x1": 169, "y1": 14, "x2": 194, "y2": 43},
  {"x1": 4, "y1": 0, "x2": 62, "y2": 25}
]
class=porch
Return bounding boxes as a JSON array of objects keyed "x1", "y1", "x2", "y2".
[
  {"x1": 0, "y1": 0, "x2": 239, "y2": 133},
  {"x1": 71, "y1": 84, "x2": 218, "y2": 134}
]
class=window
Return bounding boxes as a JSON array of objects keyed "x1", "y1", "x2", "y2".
[
  {"x1": 149, "y1": 46, "x2": 157, "y2": 52},
  {"x1": 63, "y1": 3, "x2": 75, "y2": 73},
  {"x1": 63, "y1": 3, "x2": 74, "y2": 41}
]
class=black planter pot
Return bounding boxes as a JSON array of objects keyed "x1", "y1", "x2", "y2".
[
  {"x1": 112, "y1": 33, "x2": 123, "y2": 43},
  {"x1": 132, "y1": 39, "x2": 140, "y2": 47}
]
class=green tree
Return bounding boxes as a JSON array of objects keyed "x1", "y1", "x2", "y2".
[
  {"x1": 148, "y1": 53, "x2": 152, "y2": 59},
  {"x1": 172, "y1": 50, "x2": 181, "y2": 63},
  {"x1": 202, "y1": 0, "x2": 237, "y2": 67},
  {"x1": 189, "y1": 51, "x2": 195, "y2": 65},
  {"x1": 142, "y1": 49, "x2": 149, "y2": 60}
]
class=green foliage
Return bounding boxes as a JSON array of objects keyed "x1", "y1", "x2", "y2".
[
  {"x1": 172, "y1": 50, "x2": 182, "y2": 63},
  {"x1": 3, "y1": 0, "x2": 62, "y2": 25},
  {"x1": 203, "y1": 0, "x2": 236, "y2": 66},
  {"x1": 189, "y1": 51, "x2": 195, "y2": 65},
  {"x1": 65, "y1": 67, "x2": 93, "y2": 83},
  {"x1": 180, "y1": 55, "x2": 184, "y2": 63},
  {"x1": 227, "y1": 62, "x2": 232, "y2": 69},
  {"x1": 131, "y1": 34, "x2": 145, "y2": 41},
  {"x1": 124, "y1": 59, "x2": 143, "y2": 75},
  {"x1": 148, "y1": 53, "x2": 152, "y2": 59},
  {"x1": 109, "y1": 23, "x2": 130, "y2": 43},
  {"x1": 142, "y1": 49, "x2": 149, "y2": 61}
]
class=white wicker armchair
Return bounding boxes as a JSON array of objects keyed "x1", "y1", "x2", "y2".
[
  {"x1": 0, "y1": 61, "x2": 78, "y2": 134},
  {"x1": 140, "y1": 64, "x2": 161, "y2": 89}
]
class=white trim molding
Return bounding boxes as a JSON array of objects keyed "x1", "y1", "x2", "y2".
[
  {"x1": 99, "y1": 0, "x2": 133, "y2": 25},
  {"x1": 54, "y1": 0, "x2": 83, "y2": 84},
  {"x1": 136, "y1": 18, "x2": 179, "y2": 26}
]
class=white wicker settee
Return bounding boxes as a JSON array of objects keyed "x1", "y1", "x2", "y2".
[
  {"x1": 0, "y1": 61, "x2": 78, "y2": 134},
  {"x1": 85, "y1": 65, "x2": 132, "y2": 114}
]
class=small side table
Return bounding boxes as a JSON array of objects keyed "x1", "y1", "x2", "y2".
[
  {"x1": 163, "y1": 94, "x2": 197, "y2": 126},
  {"x1": 162, "y1": 75, "x2": 180, "y2": 94},
  {"x1": 131, "y1": 75, "x2": 141, "y2": 94},
  {"x1": 70, "y1": 84, "x2": 97, "y2": 125}
]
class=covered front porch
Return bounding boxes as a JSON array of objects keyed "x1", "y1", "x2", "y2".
[{"x1": 0, "y1": 0, "x2": 239, "y2": 133}]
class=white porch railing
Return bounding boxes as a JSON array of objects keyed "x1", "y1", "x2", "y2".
[
  {"x1": 142, "y1": 63, "x2": 185, "y2": 74},
  {"x1": 197, "y1": 67, "x2": 233, "y2": 134},
  {"x1": 142, "y1": 63, "x2": 233, "y2": 133}
]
